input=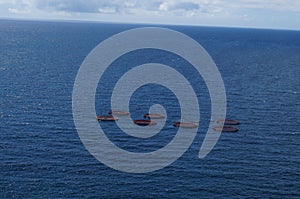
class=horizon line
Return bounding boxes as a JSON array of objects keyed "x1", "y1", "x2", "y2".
[{"x1": 1, "y1": 17, "x2": 300, "y2": 32}]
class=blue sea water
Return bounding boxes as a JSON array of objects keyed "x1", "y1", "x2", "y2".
[{"x1": 0, "y1": 19, "x2": 300, "y2": 198}]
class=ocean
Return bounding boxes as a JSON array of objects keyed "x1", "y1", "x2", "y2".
[{"x1": 0, "y1": 19, "x2": 299, "y2": 198}]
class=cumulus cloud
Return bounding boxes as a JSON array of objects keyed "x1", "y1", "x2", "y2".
[
  {"x1": 0, "y1": 0, "x2": 300, "y2": 29},
  {"x1": 159, "y1": 1, "x2": 199, "y2": 11},
  {"x1": 4, "y1": 0, "x2": 34, "y2": 13},
  {"x1": 35, "y1": 0, "x2": 113, "y2": 13},
  {"x1": 2, "y1": 0, "x2": 300, "y2": 15},
  {"x1": 28, "y1": 0, "x2": 205, "y2": 17}
]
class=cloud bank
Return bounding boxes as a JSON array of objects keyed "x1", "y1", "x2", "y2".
[{"x1": 0, "y1": 0, "x2": 299, "y2": 29}]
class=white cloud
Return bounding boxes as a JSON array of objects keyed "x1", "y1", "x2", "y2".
[
  {"x1": 0, "y1": 0, "x2": 299, "y2": 29},
  {"x1": 1, "y1": 0, "x2": 300, "y2": 15},
  {"x1": 159, "y1": 1, "x2": 199, "y2": 11},
  {"x1": 8, "y1": 7, "x2": 30, "y2": 14},
  {"x1": 98, "y1": 6, "x2": 117, "y2": 14}
]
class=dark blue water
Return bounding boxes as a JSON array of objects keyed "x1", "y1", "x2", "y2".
[{"x1": 1, "y1": 19, "x2": 299, "y2": 198}]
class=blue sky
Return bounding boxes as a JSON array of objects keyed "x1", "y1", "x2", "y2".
[{"x1": 0, "y1": 0, "x2": 300, "y2": 30}]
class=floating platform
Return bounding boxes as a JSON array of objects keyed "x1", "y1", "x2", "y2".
[
  {"x1": 97, "y1": 116, "x2": 119, "y2": 121},
  {"x1": 133, "y1": 120, "x2": 157, "y2": 126},
  {"x1": 173, "y1": 122, "x2": 198, "y2": 128},
  {"x1": 108, "y1": 110, "x2": 130, "y2": 116},
  {"x1": 144, "y1": 113, "x2": 165, "y2": 119},
  {"x1": 213, "y1": 126, "x2": 239, "y2": 132}
]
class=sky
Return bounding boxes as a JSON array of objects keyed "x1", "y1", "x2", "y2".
[{"x1": 0, "y1": 0, "x2": 300, "y2": 30}]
